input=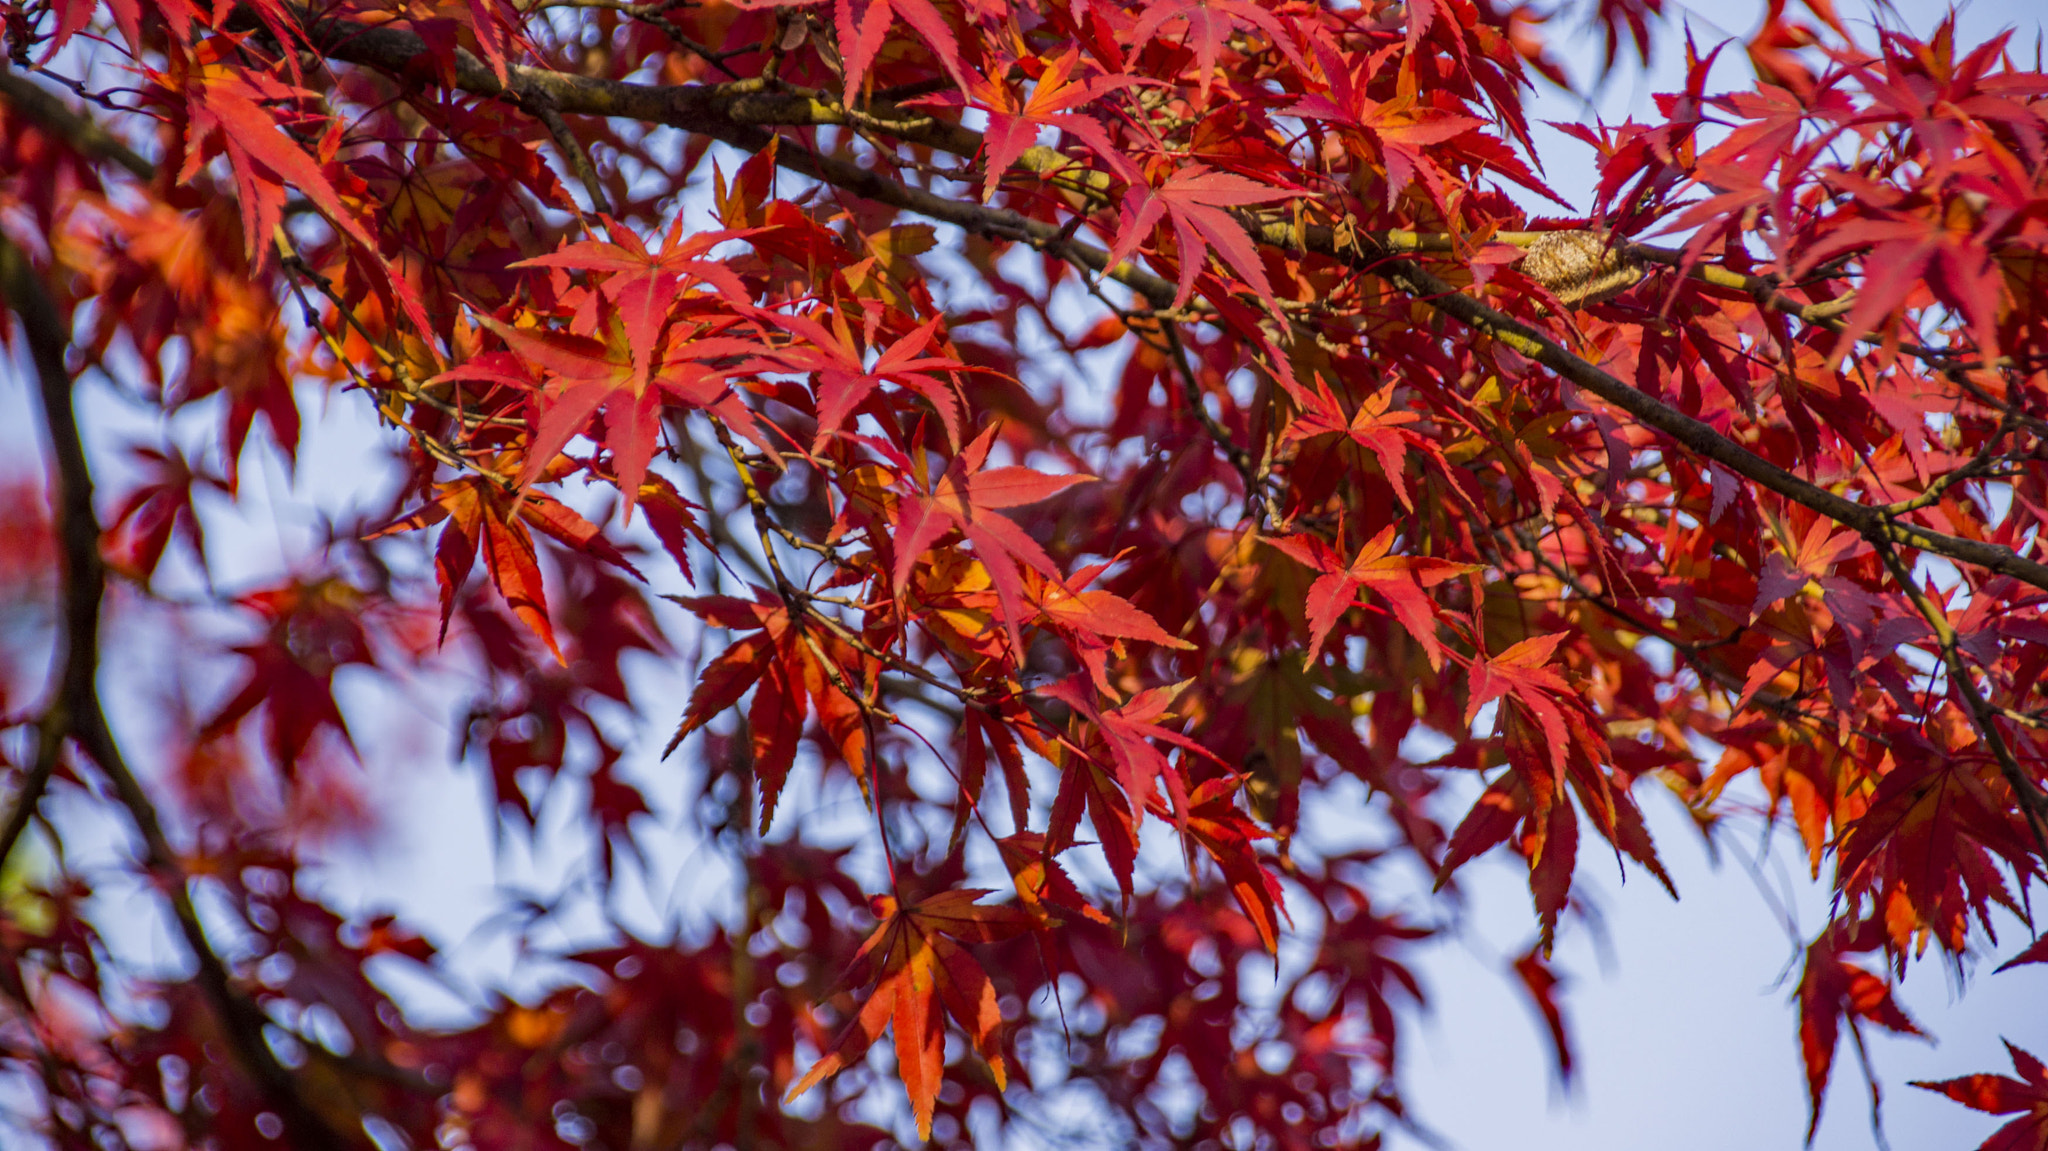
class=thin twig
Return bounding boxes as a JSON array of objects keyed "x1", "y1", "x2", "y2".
[{"x1": 524, "y1": 91, "x2": 612, "y2": 217}]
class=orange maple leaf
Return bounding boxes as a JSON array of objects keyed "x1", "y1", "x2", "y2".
[{"x1": 787, "y1": 890, "x2": 1034, "y2": 1139}]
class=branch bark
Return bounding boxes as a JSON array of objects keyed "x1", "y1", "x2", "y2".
[
  {"x1": 0, "y1": 235, "x2": 101, "y2": 870},
  {"x1": 0, "y1": 65, "x2": 154, "y2": 179},
  {"x1": 1869, "y1": 537, "x2": 2048, "y2": 858},
  {"x1": 1257, "y1": 221, "x2": 2048, "y2": 594},
  {"x1": 289, "y1": 19, "x2": 2048, "y2": 597},
  {"x1": 0, "y1": 234, "x2": 366, "y2": 1151}
]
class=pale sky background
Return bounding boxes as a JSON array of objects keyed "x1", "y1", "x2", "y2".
[{"x1": 5, "y1": 1, "x2": 2047, "y2": 1149}]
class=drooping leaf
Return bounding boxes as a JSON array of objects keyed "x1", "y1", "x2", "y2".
[{"x1": 787, "y1": 889, "x2": 1034, "y2": 1138}]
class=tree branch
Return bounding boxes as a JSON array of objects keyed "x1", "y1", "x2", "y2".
[
  {"x1": 0, "y1": 235, "x2": 102, "y2": 870},
  {"x1": 0, "y1": 234, "x2": 366, "y2": 1151},
  {"x1": 0, "y1": 65, "x2": 153, "y2": 179},
  {"x1": 1257, "y1": 219, "x2": 2048, "y2": 593},
  {"x1": 283, "y1": 13, "x2": 2048, "y2": 597},
  {"x1": 1869, "y1": 537, "x2": 2048, "y2": 861},
  {"x1": 522, "y1": 89, "x2": 612, "y2": 217}
]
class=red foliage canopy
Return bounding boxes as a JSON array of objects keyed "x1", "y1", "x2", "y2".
[{"x1": 1, "y1": 0, "x2": 2047, "y2": 1145}]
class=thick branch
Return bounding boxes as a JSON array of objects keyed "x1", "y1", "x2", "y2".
[
  {"x1": 289, "y1": 17, "x2": 2048, "y2": 595},
  {"x1": 1271, "y1": 224, "x2": 2048, "y2": 594},
  {"x1": 295, "y1": 20, "x2": 1176, "y2": 305},
  {"x1": 0, "y1": 236, "x2": 101, "y2": 868},
  {"x1": 69, "y1": 712, "x2": 365, "y2": 1149},
  {"x1": 1870, "y1": 539, "x2": 2048, "y2": 859},
  {"x1": 0, "y1": 235, "x2": 364, "y2": 1151},
  {"x1": 0, "y1": 65, "x2": 153, "y2": 179}
]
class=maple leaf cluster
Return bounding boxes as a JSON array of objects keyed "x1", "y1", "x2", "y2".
[{"x1": 1, "y1": 0, "x2": 2048, "y2": 1145}]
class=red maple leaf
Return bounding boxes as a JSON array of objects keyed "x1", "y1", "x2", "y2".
[
  {"x1": 178, "y1": 67, "x2": 436, "y2": 338},
  {"x1": 1280, "y1": 378, "x2": 1435, "y2": 510},
  {"x1": 515, "y1": 219, "x2": 753, "y2": 388},
  {"x1": 752, "y1": 310, "x2": 975, "y2": 450},
  {"x1": 1041, "y1": 676, "x2": 1223, "y2": 851},
  {"x1": 1995, "y1": 935, "x2": 2048, "y2": 973},
  {"x1": 787, "y1": 890, "x2": 1034, "y2": 1140},
  {"x1": 1466, "y1": 632, "x2": 1575, "y2": 763},
  {"x1": 1127, "y1": 0, "x2": 1304, "y2": 108},
  {"x1": 1751, "y1": 515, "x2": 1863, "y2": 617},
  {"x1": 1439, "y1": 630, "x2": 1672, "y2": 943},
  {"x1": 996, "y1": 830, "x2": 1110, "y2": 927},
  {"x1": 1797, "y1": 931, "x2": 1924, "y2": 1139},
  {"x1": 664, "y1": 589, "x2": 874, "y2": 830},
  {"x1": 181, "y1": 76, "x2": 351, "y2": 264},
  {"x1": 101, "y1": 444, "x2": 228, "y2": 584},
  {"x1": 1023, "y1": 557, "x2": 1194, "y2": 693},
  {"x1": 1286, "y1": 39, "x2": 1485, "y2": 208},
  {"x1": 1104, "y1": 162, "x2": 1299, "y2": 314},
  {"x1": 822, "y1": 0, "x2": 968, "y2": 104},
  {"x1": 1793, "y1": 175, "x2": 2018, "y2": 364},
  {"x1": 470, "y1": 301, "x2": 765, "y2": 518},
  {"x1": 199, "y1": 578, "x2": 384, "y2": 775},
  {"x1": 889, "y1": 423, "x2": 1095, "y2": 661},
  {"x1": 1167, "y1": 775, "x2": 1289, "y2": 953},
  {"x1": 1263, "y1": 526, "x2": 1478, "y2": 670},
  {"x1": 1832, "y1": 725, "x2": 2040, "y2": 954},
  {"x1": 1914, "y1": 1042, "x2": 2048, "y2": 1151},
  {"x1": 373, "y1": 466, "x2": 638, "y2": 663},
  {"x1": 1512, "y1": 946, "x2": 1575, "y2": 1082},
  {"x1": 944, "y1": 47, "x2": 1140, "y2": 198}
]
